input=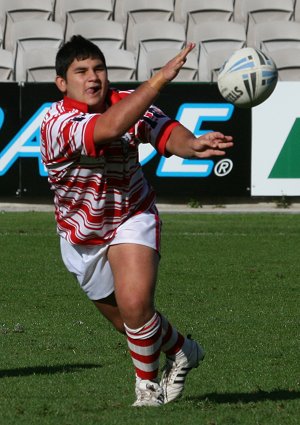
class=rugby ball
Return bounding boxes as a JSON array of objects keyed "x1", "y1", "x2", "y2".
[{"x1": 217, "y1": 47, "x2": 278, "y2": 108}]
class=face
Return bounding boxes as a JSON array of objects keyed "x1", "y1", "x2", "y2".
[{"x1": 56, "y1": 57, "x2": 109, "y2": 113}]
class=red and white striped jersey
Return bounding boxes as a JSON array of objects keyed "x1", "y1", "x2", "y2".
[{"x1": 40, "y1": 88, "x2": 179, "y2": 245}]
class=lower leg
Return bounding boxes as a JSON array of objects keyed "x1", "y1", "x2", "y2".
[{"x1": 125, "y1": 311, "x2": 162, "y2": 381}]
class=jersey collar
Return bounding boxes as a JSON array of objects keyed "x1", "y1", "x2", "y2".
[
  {"x1": 63, "y1": 89, "x2": 122, "y2": 113},
  {"x1": 63, "y1": 96, "x2": 89, "y2": 112}
]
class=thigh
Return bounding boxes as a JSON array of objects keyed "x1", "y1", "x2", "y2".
[
  {"x1": 60, "y1": 237, "x2": 115, "y2": 300},
  {"x1": 108, "y1": 243, "x2": 159, "y2": 328}
]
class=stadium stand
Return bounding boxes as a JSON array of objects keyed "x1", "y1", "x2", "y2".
[
  {"x1": 193, "y1": 21, "x2": 246, "y2": 81},
  {"x1": 176, "y1": 0, "x2": 234, "y2": 41},
  {"x1": 68, "y1": 19, "x2": 125, "y2": 50},
  {"x1": 54, "y1": 0, "x2": 114, "y2": 40},
  {"x1": 270, "y1": 47, "x2": 300, "y2": 80},
  {"x1": 235, "y1": 0, "x2": 295, "y2": 46},
  {"x1": 0, "y1": 0, "x2": 300, "y2": 81},
  {"x1": 203, "y1": 47, "x2": 237, "y2": 82},
  {"x1": 114, "y1": 0, "x2": 174, "y2": 52},
  {"x1": 10, "y1": 19, "x2": 63, "y2": 81},
  {"x1": 0, "y1": 48, "x2": 14, "y2": 80},
  {"x1": 294, "y1": 0, "x2": 300, "y2": 21},
  {"x1": 131, "y1": 20, "x2": 186, "y2": 80},
  {"x1": 145, "y1": 47, "x2": 198, "y2": 81},
  {"x1": 101, "y1": 47, "x2": 137, "y2": 81},
  {"x1": 0, "y1": 0, "x2": 53, "y2": 50},
  {"x1": 250, "y1": 21, "x2": 300, "y2": 52},
  {"x1": 23, "y1": 46, "x2": 57, "y2": 81}
]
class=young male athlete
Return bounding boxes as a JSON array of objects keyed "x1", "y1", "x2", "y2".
[{"x1": 40, "y1": 35, "x2": 233, "y2": 406}]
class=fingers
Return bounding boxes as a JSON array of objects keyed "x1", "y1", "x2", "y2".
[
  {"x1": 205, "y1": 132, "x2": 233, "y2": 144},
  {"x1": 177, "y1": 42, "x2": 196, "y2": 62},
  {"x1": 193, "y1": 132, "x2": 234, "y2": 158}
]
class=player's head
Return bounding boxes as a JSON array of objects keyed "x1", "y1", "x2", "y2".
[
  {"x1": 55, "y1": 35, "x2": 109, "y2": 112},
  {"x1": 55, "y1": 35, "x2": 106, "y2": 79}
]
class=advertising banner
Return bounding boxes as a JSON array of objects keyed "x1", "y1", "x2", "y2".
[
  {"x1": 252, "y1": 81, "x2": 300, "y2": 196},
  {"x1": 0, "y1": 82, "x2": 251, "y2": 201}
]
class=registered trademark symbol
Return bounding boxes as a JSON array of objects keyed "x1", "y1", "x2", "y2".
[{"x1": 214, "y1": 159, "x2": 233, "y2": 177}]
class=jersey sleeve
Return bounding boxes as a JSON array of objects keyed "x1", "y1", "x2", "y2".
[{"x1": 136, "y1": 105, "x2": 180, "y2": 157}]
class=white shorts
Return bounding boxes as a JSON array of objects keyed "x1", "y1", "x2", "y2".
[{"x1": 60, "y1": 212, "x2": 161, "y2": 300}]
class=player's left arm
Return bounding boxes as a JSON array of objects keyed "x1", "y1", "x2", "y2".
[{"x1": 165, "y1": 124, "x2": 234, "y2": 159}]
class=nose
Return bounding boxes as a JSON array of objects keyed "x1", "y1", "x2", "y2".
[{"x1": 87, "y1": 68, "x2": 99, "y2": 80}]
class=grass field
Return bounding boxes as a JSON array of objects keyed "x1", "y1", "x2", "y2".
[{"x1": 1, "y1": 211, "x2": 300, "y2": 425}]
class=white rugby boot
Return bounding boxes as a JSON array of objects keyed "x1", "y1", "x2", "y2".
[
  {"x1": 133, "y1": 377, "x2": 164, "y2": 407},
  {"x1": 160, "y1": 338, "x2": 205, "y2": 404}
]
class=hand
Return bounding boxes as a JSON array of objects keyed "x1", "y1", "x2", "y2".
[
  {"x1": 160, "y1": 42, "x2": 196, "y2": 82},
  {"x1": 148, "y1": 43, "x2": 196, "y2": 91},
  {"x1": 191, "y1": 132, "x2": 234, "y2": 158}
]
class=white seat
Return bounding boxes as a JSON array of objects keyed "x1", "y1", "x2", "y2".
[
  {"x1": 0, "y1": 48, "x2": 14, "y2": 80},
  {"x1": 202, "y1": 47, "x2": 238, "y2": 82},
  {"x1": 193, "y1": 21, "x2": 246, "y2": 54},
  {"x1": 175, "y1": 0, "x2": 234, "y2": 40},
  {"x1": 235, "y1": 0, "x2": 294, "y2": 25},
  {"x1": 23, "y1": 46, "x2": 57, "y2": 82},
  {"x1": 234, "y1": 0, "x2": 295, "y2": 46},
  {"x1": 251, "y1": 21, "x2": 300, "y2": 52},
  {"x1": 114, "y1": 0, "x2": 174, "y2": 52},
  {"x1": 193, "y1": 22, "x2": 246, "y2": 83},
  {"x1": 132, "y1": 20, "x2": 186, "y2": 80},
  {"x1": 295, "y1": 0, "x2": 300, "y2": 22},
  {"x1": 270, "y1": 48, "x2": 300, "y2": 81},
  {"x1": 10, "y1": 19, "x2": 63, "y2": 81},
  {"x1": 54, "y1": 0, "x2": 114, "y2": 40},
  {"x1": 145, "y1": 47, "x2": 198, "y2": 81},
  {"x1": 68, "y1": 20, "x2": 125, "y2": 50},
  {"x1": 0, "y1": 23, "x2": 3, "y2": 48},
  {"x1": 102, "y1": 48, "x2": 136, "y2": 81},
  {"x1": 0, "y1": 0, "x2": 53, "y2": 50}
]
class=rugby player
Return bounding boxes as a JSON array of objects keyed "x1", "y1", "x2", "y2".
[{"x1": 41, "y1": 35, "x2": 233, "y2": 406}]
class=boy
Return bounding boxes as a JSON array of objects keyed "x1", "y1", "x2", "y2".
[{"x1": 40, "y1": 35, "x2": 233, "y2": 406}]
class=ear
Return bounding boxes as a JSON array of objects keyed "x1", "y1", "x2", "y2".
[{"x1": 55, "y1": 75, "x2": 67, "y2": 94}]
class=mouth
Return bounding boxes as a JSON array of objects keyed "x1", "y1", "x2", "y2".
[{"x1": 86, "y1": 85, "x2": 101, "y2": 96}]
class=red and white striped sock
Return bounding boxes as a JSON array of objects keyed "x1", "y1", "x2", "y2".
[
  {"x1": 125, "y1": 312, "x2": 162, "y2": 381},
  {"x1": 160, "y1": 313, "x2": 185, "y2": 357}
]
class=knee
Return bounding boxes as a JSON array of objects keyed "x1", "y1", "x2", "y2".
[{"x1": 113, "y1": 318, "x2": 126, "y2": 334}]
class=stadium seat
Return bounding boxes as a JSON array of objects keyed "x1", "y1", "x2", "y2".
[
  {"x1": 234, "y1": 0, "x2": 295, "y2": 46},
  {"x1": 145, "y1": 47, "x2": 198, "y2": 81},
  {"x1": 294, "y1": 0, "x2": 300, "y2": 22},
  {"x1": 193, "y1": 22, "x2": 246, "y2": 82},
  {"x1": 0, "y1": 0, "x2": 53, "y2": 50},
  {"x1": 132, "y1": 20, "x2": 186, "y2": 80},
  {"x1": 114, "y1": 0, "x2": 174, "y2": 52},
  {"x1": 23, "y1": 46, "x2": 57, "y2": 82},
  {"x1": 175, "y1": 0, "x2": 234, "y2": 40},
  {"x1": 0, "y1": 23, "x2": 3, "y2": 48},
  {"x1": 102, "y1": 48, "x2": 137, "y2": 81},
  {"x1": 0, "y1": 48, "x2": 14, "y2": 80},
  {"x1": 193, "y1": 21, "x2": 246, "y2": 54},
  {"x1": 270, "y1": 48, "x2": 300, "y2": 80},
  {"x1": 68, "y1": 19, "x2": 125, "y2": 50},
  {"x1": 201, "y1": 47, "x2": 238, "y2": 82},
  {"x1": 10, "y1": 19, "x2": 63, "y2": 81},
  {"x1": 251, "y1": 21, "x2": 300, "y2": 52},
  {"x1": 54, "y1": 0, "x2": 114, "y2": 40}
]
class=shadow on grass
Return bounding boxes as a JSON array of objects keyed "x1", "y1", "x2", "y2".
[
  {"x1": 187, "y1": 389, "x2": 300, "y2": 405},
  {"x1": 0, "y1": 363, "x2": 102, "y2": 378}
]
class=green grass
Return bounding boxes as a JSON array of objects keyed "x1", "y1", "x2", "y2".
[{"x1": 0, "y1": 211, "x2": 300, "y2": 424}]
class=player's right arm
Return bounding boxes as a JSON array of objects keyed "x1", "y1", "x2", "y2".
[{"x1": 93, "y1": 43, "x2": 195, "y2": 145}]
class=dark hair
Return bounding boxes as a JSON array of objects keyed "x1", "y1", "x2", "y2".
[{"x1": 55, "y1": 35, "x2": 106, "y2": 79}]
